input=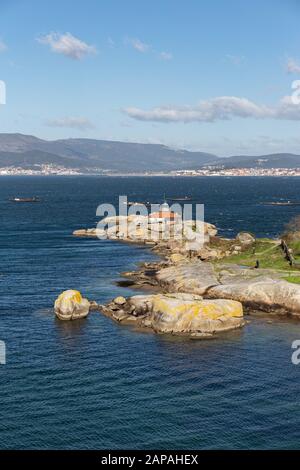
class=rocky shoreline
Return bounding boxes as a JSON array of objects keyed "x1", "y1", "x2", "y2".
[
  {"x1": 68, "y1": 214, "x2": 300, "y2": 337},
  {"x1": 123, "y1": 258, "x2": 300, "y2": 315}
]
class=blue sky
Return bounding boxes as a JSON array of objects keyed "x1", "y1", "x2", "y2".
[{"x1": 0, "y1": 0, "x2": 300, "y2": 155}]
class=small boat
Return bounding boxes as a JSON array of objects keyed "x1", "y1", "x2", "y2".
[
  {"x1": 10, "y1": 197, "x2": 40, "y2": 203},
  {"x1": 262, "y1": 201, "x2": 300, "y2": 206},
  {"x1": 123, "y1": 201, "x2": 151, "y2": 207},
  {"x1": 169, "y1": 196, "x2": 193, "y2": 201}
]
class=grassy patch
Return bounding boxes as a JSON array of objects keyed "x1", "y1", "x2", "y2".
[
  {"x1": 218, "y1": 239, "x2": 299, "y2": 272},
  {"x1": 289, "y1": 240, "x2": 300, "y2": 256},
  {"x1": 283, "y1": 275, "x2": 300, "y2": 284}
]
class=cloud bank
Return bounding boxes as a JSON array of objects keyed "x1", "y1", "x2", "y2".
[
  {"x1": 123, "y1": 95, "x2": 300, "y2": 123},
  {"x1": 37, "y1": 32, "x2": 97, "y2": 60}
]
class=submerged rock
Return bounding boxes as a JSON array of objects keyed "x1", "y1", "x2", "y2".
[{"x1": 54, "y1": 290, "x2": 90, "y2": 320}]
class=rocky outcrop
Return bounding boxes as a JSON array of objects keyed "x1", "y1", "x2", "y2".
[
  {"x1": 155, "y1": 260, "x2": 300, "y2": 316},
  {"x1": 236, "y1": 232, "x2": 255, "y2": 246},
  {"x1": 157, "y1": 260, "x2": 219, "y2": 295},
  {"x1": 54, "y1": 290, "x2": 90, "y2": 320},
  {"x1": 72, "y1": 216, "x2": 300, "y2": 322},
  {"x1": 73, "y1": 228, "x2": 106, "y2": 238},
  {"x1": 208, "y1": 278, "x2": 300, "y2": 314},
  {"x1": 73, "y1": 215, "x2": 218, "y2": 257},
  {"x1": 102, "y1": 293, "x2": 244, "y2": 337}
]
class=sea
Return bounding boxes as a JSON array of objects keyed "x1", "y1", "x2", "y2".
[{"x1": 1, "y1": 175, "x2": 300, "y2": 449}]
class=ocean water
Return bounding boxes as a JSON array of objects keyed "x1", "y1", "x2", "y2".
[{"x1": 1, "y1": 175, "x2": 300, "y2": 450}]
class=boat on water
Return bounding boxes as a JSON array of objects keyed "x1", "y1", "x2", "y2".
[
  {"x1": 169, "y1": 196, "x2": 193, "y2": 201},
  {"x1": 10, "y1": 197, "x2": 40, "y2": 203},
  {"x1": 262, "y1": 201, "x2": 300, "y2": 206},
  {"x1": 123, "y1": 201, "x2": 151, "y2": 207}
]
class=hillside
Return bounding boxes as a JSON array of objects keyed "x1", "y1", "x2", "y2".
[
  {"x1": 0, "y1": 134, "x2": 217, "y2": 172},
  {"x1": 1, "y1": 134, "x2": 300, "y2": 173}
]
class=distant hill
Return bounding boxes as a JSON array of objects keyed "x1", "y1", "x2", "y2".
[
  {"x1": 0, "y1": 133, "x2": 217, "y2": 172},
  {"x1": 0, "y1": 150, "x2": 78, "y2": 168},
  {"x1": 1, "y1": 134, "x2": 300, "y2": 173},
  {"x1": 206, "y1": 153, "x2": 300, "y2": 169}
]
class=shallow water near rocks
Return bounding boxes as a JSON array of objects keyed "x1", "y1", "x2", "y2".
[{"x1": 1, "y1": 175, "x2": 300, "y2": 449}]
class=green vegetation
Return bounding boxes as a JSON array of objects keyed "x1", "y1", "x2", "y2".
[
  {"x1": 283, "y1": 275, "x2": 300, "y2": 284},
  {"x1": 289, "y1": 240, "x2": 300, "y2": 256},
  {"x1": 215, "y1": 238, "x2": 300, "y2": 283},
  {"x1": 211, "y1": 213, "x2": 300, "y2": 284},
  {"x1": 221, "y1": 239, "x2": 290, "y2": 269}
]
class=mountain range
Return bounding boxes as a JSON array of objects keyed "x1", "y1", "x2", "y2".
[{"x1": 0, "y1": 133, "x2": 300, "y2": 173}]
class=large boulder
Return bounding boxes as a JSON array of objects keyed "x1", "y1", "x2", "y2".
[
  {"x1": 208, "y1": 278, "x2": 300, "y2": 315},
  {"x1": 157, "y1": 260, "x2": 219, "y2": 295},
  {"x1": 156, "y1": 260, "x2": 300, "y2": 316},
  {"x1": 54, "y1": 290, "x2": 90, "y2": 320},
  {"x1": 236, "y1": 232, "x2": 255, "y2": 246},
  {"x1": 103, "y1": 293, "x2": 244, "y2": 337},
  {"x1": 149, "y1": 294, "x2": 244, "y2": 335}
]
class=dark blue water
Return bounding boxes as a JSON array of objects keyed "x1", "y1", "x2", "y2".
[{"x1": 1, "y1": 176, "x2": 300, "y2": 449}]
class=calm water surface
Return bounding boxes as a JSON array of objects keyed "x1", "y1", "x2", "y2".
[{"x1": 1, "y1": 176, "x2": 300, "y2": 449}]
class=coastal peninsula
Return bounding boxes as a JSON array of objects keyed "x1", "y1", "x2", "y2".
[{"x1": 70, "y1": 212, "x2": 300, "y2": 337}]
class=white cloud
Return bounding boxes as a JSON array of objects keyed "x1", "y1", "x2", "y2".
[
  {"x1": 125, "y1": 37, "x2": 173, "y2": 61},
  {"x1": 287, "y1": 57, "x2": 300, "y2": 74},
  {"x1": 159, "y1": 51, "x2": 173, "y2": 61},
  {"x1": 0, "y1": 40, "x2": 7, "y2": 52},
  {"x1": 37, "y1": 32, "x2": 97, "y2": 60},
  {"x1": 125, "y1": 37, "x2": 150, "y2": 53},
  {"x1": 123, "y1": 95, "x2": 300, "y2": 123},
  {"x1": 45, "y1": 117, "x2": 95, "y2": 130}
]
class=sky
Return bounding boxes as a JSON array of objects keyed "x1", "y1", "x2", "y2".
[{"x1": 0, "y1": 0, "x2": 300, "y2": 156}]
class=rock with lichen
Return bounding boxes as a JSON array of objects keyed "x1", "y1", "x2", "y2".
[
  {"x1": 54, "y1": 290, "x2": 90, "y2": 320},
  {"x1": 102, "y1": 293, "x2": 244, "y2": 337}
]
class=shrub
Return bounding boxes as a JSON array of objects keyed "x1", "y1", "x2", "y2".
[{"x1": 282, "y1": 215, "x2": 300, "y2": 242}]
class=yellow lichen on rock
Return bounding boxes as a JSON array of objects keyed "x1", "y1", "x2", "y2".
[
  {"x1": 195, "y1": 300, "x2": 243, "y2": 319},
  {"x1": 54, "y1": 290, "x2": 90, "y2": 321},
  {"x1": 57, "y1": 289, "x2": 82, "y2": 304},
  {"x1": 149, "y1": 294, "x2": 244, "y2": 334},
  {"x1": 169, "y1": 253, "x2": 187, "y2": 264},
  {"x1": 152, "y1": 295, "x2": 242, "y2": 320}
]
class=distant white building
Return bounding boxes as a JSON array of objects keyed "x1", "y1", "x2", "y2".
[{"x1": 149, "y1": 200, "x2": 180, "y2": 223}]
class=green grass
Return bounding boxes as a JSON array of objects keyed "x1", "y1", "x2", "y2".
[
  {"x1": 212, "y1": 236, "x2": 300, "y2": 283},
  {"x1": 218, "y1": 239, "x2": 300, "y2": 272},
  {"x1": 289, "y1": 240, "x2": 300, "y2": 256},
  {"x1": 283, "y1": 275, "x2": 300, "y2": 284}
]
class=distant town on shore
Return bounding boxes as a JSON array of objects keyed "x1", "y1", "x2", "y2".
[
  {"x1": 1, "y1": 133, "x2": 300, "y2": 176},
  {"x1": 2, "y1": 165, "x2": 300, "y2": 177}
]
